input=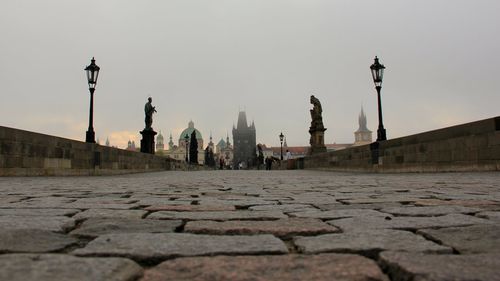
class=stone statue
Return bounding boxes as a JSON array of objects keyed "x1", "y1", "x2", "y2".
[
  {"x1": 309, "y1": 95, "x2": 325, "y2": 132},
  {"x1": 309, "y1": 95, "x2": 327, "y2": 154},
  {"x1": 144, "y1": 97, "x2": 157, "y2": 130}
]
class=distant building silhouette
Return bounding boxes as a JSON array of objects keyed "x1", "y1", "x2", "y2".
[
  {"x1": 156, "y1": 131, "x2": 164, "y2": 152},
  {"x1": 216, "y1": 134, "x2": 233, "y2": 168},
  {"x1": 354, "y1": 107, "x2": 373, "y2": 146},
  {"x1": 165, "y1": 120, "x2": 205, "y2": 164},
  {"x1": 168, "y1": 134, "x2": 174, "y2": 150},
  {"x1": 232, "y1": 111, "x2": 257, "y2": 169},
  {"x1": 126, "y1": 140, "x2": 137, "y2": 151}
]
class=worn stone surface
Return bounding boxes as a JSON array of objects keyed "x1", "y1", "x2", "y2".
[
  {"x1": 0, "y1": 208, "x2": 80, "y2": 217},
  {"x1": 72, "y1": 209, "x2": 147, "y2": 221},
  {"x1": 294, "y1": 230, "x2": 451, "y2": 256},
  {"x1": 1, "y1": 170, "x2": 499, "y2": 279},
  {"x1": 380, "y1": 251, "x2": 500, "y2": 281},
  {"x1": 0, "y1": 229, "x2": 78, "y2": 253},
  {"x1": 248, "y1": 204, "x2": 316, "y2": 212},
  {"x1": 147, "y1": 210, "x2": 286, "y2": 221},
  {"x1": 145, "y1": 204, "x2": 235, "y2": 211},
  {"x1": 289, "y1": 208, "x2": 387, "y2": 219},
  {"x1": 74, "y1": 233, "x2": 288, "y2": 261},
  {"x1": 476, "y1": 211, "x2": 500, "y2": 222},
  {"x1": 380, "y1": 205, "x2": 482, "y2": 216},
  {"x1": 328, "y1": 213, "x2": 493, "y2": 232},
  {"x1": 418, "y1": 224, "x2": 500, "y2": 254},
  {"x1": 0, "y1": 215, "x2": 75, "y2": 232},
  {"x1": 141, "y1": 254, "x2": 389, "y2": 281},
  {"x1": 414, "y1": 198, "x2": 499, "y2": 207},
  {"x1": 184, "y1": 218, "x2": 339, "y2": 238},
  {"x1": 70, "y1": 218, "x2": 183, "y2": 238},
  {"x1": 0, "y1": 254, "x2": 143, "y2": 281}
]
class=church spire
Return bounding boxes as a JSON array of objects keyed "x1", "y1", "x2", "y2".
[
  {"x1": 357, "y1": 107, "x2": 369, "y2": 132},
  {"x1": 237, "y1": 111, "x2": 248, "y2": 129}
]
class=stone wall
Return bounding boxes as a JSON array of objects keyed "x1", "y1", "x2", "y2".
[
  {"x1": 298, "y1": 116, "x2": 500, "y2": 172},
  {"x1": 0, "y1": 126, "x2": 181, "y2": 176}
]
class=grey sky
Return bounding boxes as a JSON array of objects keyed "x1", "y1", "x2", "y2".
[{"x1": 1, "y1": 0, "x2": 499, "y2": 148}]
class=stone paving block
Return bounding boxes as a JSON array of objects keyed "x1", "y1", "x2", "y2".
[
  {"x1": 294, "y1": 229, "x2": 451, "y2": 256},
  {"x1": 0, "y1": 254, "x2": 143, "y2": 281},
  {"x1": 0, "y1": 215, "x2": 75, "y2": 232},
  {"x1": 141, "y1": 254, "x2": 389, "y2": 281},
  {"x1": 248, "y1": 204, "x2": 315, "y2": 212},
  {"x1": 0, "y1": 229, "x2": 78, "y2": 253},
  {"x1": 418, "y1": 224, "x2": 500, "y2": 254},
  {"x1": 328, "y1": 213, "x2": 492, "y2": 232},
  {"x1": 74, "y1": 233, "x2": 288, "y2": 262},
  {"x1": 315, "y1": 202, "x2": 403, "y2": 211},
  {"x1": 147, "y1": 210, "x2": 286, "y2": 221},
  {"x1": 70, "y1": 218, "x2": 183, "y2": 238},
  {"x1": 0, "y1": 208, "x2": 80, "y2": 217},
  {"x1": 64, "y1": 203, "x2": 141, "y2": 210},
  {"x1": 72, "y1": 209, "x2": 147, "y2": 221},
  {"x1": 476, "y1": 211, "x2": 500, "y2": 222},
  {"x1": 339, "y1": 196, "x2": 422, "y2": 205},
  {"x1": 184, "y1": 218, "x2": 339, "y2": 238},
  {"x1": 145, "y1": 204, "x2": 236, "y2": 211},
  {"x1": 289, "y1": 209, "x2": 388, "y2": 219},
  {"x1": 380, "y1": 205, "x2": 482, "y2": 216},
  {"x1": 414, "y1": 198, "x2": 499, "y2": 207},
  {"x1": 379, "y1": 251, "x2": 500, "y2": 281}
]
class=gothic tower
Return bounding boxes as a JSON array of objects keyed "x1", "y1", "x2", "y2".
[
  {"x1": 232, "y1": 111, "x2": 257, "y2": 169},
  {"x1": 354, "y1": 107, "x2": 372, "y2": 146}
]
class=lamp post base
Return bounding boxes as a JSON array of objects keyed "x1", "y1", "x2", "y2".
[
  {"x1": 376, "y1": 128, "x2": 387, "y2": 142},
  {"x1": 86, "y1": 130, "x2": 95, "y2": 143}
]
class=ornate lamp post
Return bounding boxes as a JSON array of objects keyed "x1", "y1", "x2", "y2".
[
  {"x1": 279, "y1": 132, "x2": 284, "y2": 160},
  {"x1": 370, "y1": 56, "x2": 387, "y2": 141},
  {"x1": 84, "y1": 57, "x2": 100, "y2": 143},
  {"x1": 184, "y1": 134, "x2": 189, "y2": 162}
]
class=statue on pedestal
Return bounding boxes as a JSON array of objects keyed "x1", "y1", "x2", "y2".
[
  {"x1": 308, "y1": 95, "x2": 327, "y2": 154},
  {"x1": 140, "y1": 97, "x2": 158, "y2": 154},
  {"x1": 144, "y1": 97, "x2": 157, "y2": 131}
]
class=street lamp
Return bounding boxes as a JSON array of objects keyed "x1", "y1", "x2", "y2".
[
  {"x1": 184, "y1": 133, "x2": 189, "y2": 162},
  {"x1": 279, "y1": 132, "x2": 284, "y2": 160},
  {"x1": 84, "y1": 57, "x2": 100, "y2": 143},
  {"x1": 370, "y1": 56, "x2": 387, "y2": 141}
]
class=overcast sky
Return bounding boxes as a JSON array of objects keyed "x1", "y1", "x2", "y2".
[{"x1": 1, "y1": 0, "x2": 499, "y2": 148}]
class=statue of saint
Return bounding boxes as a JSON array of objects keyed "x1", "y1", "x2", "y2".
[
  {"x1": 144, "y1": 97, "x2": 157, "y2": 130},
  {"x1": 310, "y1": 95, "x2": 324, "y2": 130}
]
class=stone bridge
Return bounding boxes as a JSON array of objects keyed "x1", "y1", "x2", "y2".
[{"x1": 1, "y1": 170, "x2": 499, "y2": 280}]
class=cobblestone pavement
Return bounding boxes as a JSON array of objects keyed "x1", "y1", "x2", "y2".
[{"x1": 0, "y1": 170, "x2": 499, "y2": 281}]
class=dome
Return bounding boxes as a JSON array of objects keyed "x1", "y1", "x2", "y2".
[
  {"x1": 179, "y1": 121, "x2": 203, "y2": 141},
  {"x1": 157, "y1": 131, "x2": 164, "y2": 141}
]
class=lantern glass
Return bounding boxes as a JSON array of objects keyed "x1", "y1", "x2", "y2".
[
  {"x1": 85, "y1": 57, "x2": 100, "y2": 90},
  {"x1": 370, "y1": 56, "x2": 385, "y2": 87}
]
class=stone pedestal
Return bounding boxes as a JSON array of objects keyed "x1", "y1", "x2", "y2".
[
  {"x1": 140, "y1": 129, "x2": 157, "y2": 154},
  {"x1": 309, "y1": 128, "x2": 327, "y2": 155}
]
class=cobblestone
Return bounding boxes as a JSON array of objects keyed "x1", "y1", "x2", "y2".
[
  {"x1": 418, "y1": 224, "x2": 500, "y2": 254},
  {"x1": 380, "y1": 251, "x2": 500, "y2": 281},
  {"x1": 0, "y1": 170, "x2": 499, "y2": 280},
  {"x1": 70, "y1": 218, "x2": 183, "y2": 238},
  {"x1": 184, "y1": 218, "x2": 339, "y2": 238},
  {"x1": 0, "y1": 254, "x2": 142, "y2": 281},
  {"x1": 73, "y1": 233, "x2": 288, "y2": 261},
  {"x1": 294, "y1": 229, "x2": 452, "y2": 256},
  {"x1": 141, "y1": 254, "x2": 389, "y2": 281}
]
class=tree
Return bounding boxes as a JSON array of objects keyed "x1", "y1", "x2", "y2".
[
  {"x1": 204, "y1": 147, "x2": 216, "y2": 168},
  {"x1": 189, "y1": 131, "x2": 198, "y2": 164}
]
